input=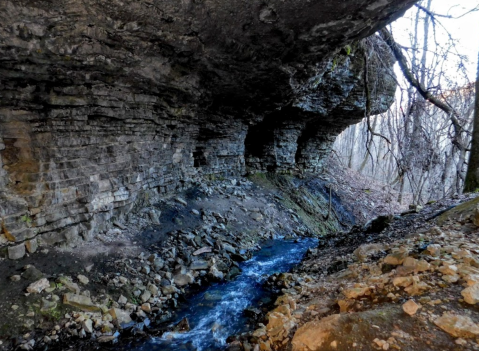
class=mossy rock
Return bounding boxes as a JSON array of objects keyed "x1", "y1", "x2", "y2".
[{"x1": 436, "y1": 196, "x2": 479, "y2": 225}]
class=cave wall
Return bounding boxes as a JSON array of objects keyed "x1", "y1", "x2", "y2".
[{"x1": 0, "y1": 0, "x2": 416, "y2": 258}]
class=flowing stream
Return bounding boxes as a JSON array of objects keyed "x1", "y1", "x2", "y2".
[{"x1": 132, "y1": 237, "x2": 317, "y2": 351}]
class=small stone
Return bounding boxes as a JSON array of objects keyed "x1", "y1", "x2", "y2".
[
  {"x1": 11, "y1": 305, "x2": 19, "y2": 310},
  {"x1": 58, "y1": 276, "x2": 80, "y2": 294},
  {"x1": 141, "y1": 290, "x2": 151, "y2": 303},
  {"x1": 63, "y1": 293, "x2": 100, "y2": 312},
  {"x1": 27, "y1": 278, "x2": 50, "y2": 294},
  {"x1": 191, "y1": 209, "x2": 200, "y2": 215},
  {"x1": 25, "y1": 239, "x2": 38, "y2": 254},
  {"x1": 173, "y1": 273, "x2": 194, "y2": 287},
  {"x1": 173, "y1": 317, "x2": 190, "y2": 332},
  {"x1": 190, "y1": 260, "x2": 209, "y2": 270},
  {"x1": 426, "y1": 244, "x2": 441, "y2": 256},
  {"x1": 10, "y1": 275, "x2": 21, "y2": 282},
  {"x1": 175, "y1": 197, "x2": 187, "y2": 206},
  {"x1": 402, "y1": 300, "x2": 419, "y2": 316},
  {"x1": 383, "y1": 249, "x2": 409, "y2": 265},
  {"x1": 148, "y1": 210, "x2": 160, "y2": 224},
  {"x1": 77, "y1": 275, "x2": 89, "y2": 285},
  {"x1": 109, "y1": 308, "x2": 132, "y2": 326},
  {"x1": 8, "y1": 244, "x2": 26, "y2": 260},
  {"x1": 141, "y1": 303, "x2": 151, "y2": 313},
  {"x1": 330, "y1": 340, "x2": 338, "y2": 348},
  {"x1": 147, "y1": 283, "x2": 159, "y2": 296},
  {"x1": 118, "y1": 295, "x2": 128, "y2": 304},
  {"x1": 193, "y1": 247, "x2": 212, "y2": 256},
  {"x1": 22, "y1": 266, "x2": 44, "y2": 281},
  {"x1": 141, "y1": 266, "x2": 150, "y2": 274},
  {"x1": 82, "y1": 319, "x2": 93, "y2": 334},
  {"x1": 434, "y1": 313, "x2": 479, "y2": 338},
  {"x1": 113, "y1": 221, "x2": 127, "y2": 230},
  {"x1": 251, "y1": 212, "x2": 263, "y2": 221},
  {"x1": 461, "y1": 284, "x2": 479, "y2": 305},
  {"x1": 343, "y1": 285, "x2": 370, "y2": 299}
]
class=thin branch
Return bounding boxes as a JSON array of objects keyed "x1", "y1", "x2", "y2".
[
  {"x1": 415, "y1": 3, "x2": 479, "y2": 19},
  {"x1": 379, "y1": 27, "x2": 465, "y2": 138}
]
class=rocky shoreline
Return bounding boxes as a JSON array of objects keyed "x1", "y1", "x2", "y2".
[
  {"x1": 241, "y1": 194, "x2": 479, "y2": 351},
  {"x1": 0, "y1": 172, "x2": 358, "y2": 351}
]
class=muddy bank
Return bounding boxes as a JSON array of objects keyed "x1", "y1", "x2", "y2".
[{"x1": 0, "y1": 173, "x2": 353, "y2": 351}]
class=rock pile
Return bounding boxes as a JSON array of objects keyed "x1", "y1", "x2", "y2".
[{"x1": 242, "y1": 198, "x2": 479, "y2": 351}]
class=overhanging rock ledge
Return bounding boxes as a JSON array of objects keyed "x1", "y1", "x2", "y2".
[{"x1": 0, "y1": 0, "x2": 416, "y2": 257}]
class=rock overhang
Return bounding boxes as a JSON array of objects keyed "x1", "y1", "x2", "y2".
[{"x1": 0, "y1": 0, "x2": 416, "y2": 257}]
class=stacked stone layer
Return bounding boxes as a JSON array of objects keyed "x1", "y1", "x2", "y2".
[{"x1": 0, "y1": 0, "x2": 416, "y2": 257}]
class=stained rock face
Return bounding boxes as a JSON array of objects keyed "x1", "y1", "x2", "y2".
[{"x1": 0, "y1": 0, "x2": 415, "y2": 254}]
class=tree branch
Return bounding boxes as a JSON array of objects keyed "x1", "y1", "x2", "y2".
[{"x1": 379, "y1": 27, "x2": 465, "y2": 137}]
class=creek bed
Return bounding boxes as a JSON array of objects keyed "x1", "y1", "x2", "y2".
[{"x1": 129, "y1": 237, "x2": 317, "y2": 351}]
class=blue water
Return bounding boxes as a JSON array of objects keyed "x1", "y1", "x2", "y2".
[{"x1": 133, "y1": 238, "x2": 317, "y2": 351}]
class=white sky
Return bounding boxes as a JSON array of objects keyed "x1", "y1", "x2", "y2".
[{"x1": 391, "y1": 1, "x2": 479, "y2": 83}]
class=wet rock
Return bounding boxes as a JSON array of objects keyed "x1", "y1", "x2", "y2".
[
  {"x1": 209, "y1": 265, "x2": 224, "y2": 280},
  {"x1": 226, "y1": 266, "x2": 242, "y2": 280},
  {"x1": 244, "y1": 307, "x2": 262, "y2": 319},
  {"x1": 63, "y1": 293, "x2": 100, "y2": 312},
  {"x1": 26, "y1": 278, "x2": 50, "y2": 294},
  {"x1": 223, "y1": 243, "x2": 237, "y2": 254},
  {"x1": 434, "y1": 313, "x2": 479, "y2": 338},
  {"x1": 173, "y1": 317, "x2": 190, "y2": 332}
]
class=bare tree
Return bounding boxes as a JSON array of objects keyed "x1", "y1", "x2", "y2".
[{"x1": 464, "y1": 52, "x2": 479, "y2": 192}]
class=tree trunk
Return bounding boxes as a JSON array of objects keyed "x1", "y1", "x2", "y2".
[{"x1": 464, "y1": 52, "x2": 479, "y2": 192}]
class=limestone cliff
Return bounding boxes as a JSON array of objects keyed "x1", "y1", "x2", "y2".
[{"x1": 0, "y1": 0, "x2": 415, "y2": 258}]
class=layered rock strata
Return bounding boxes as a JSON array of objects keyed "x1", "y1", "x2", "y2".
[{"x1": 0, "y1": 0, "x2": 415, "y2": 257}]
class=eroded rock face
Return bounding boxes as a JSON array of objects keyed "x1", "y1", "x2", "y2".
[{"x1": 0, "y1": 0, "x2": 415, "y2": 255}]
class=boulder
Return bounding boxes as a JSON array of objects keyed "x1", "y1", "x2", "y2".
[
  {"x1": 434, "y1": 313, "x2": 479, "y2": 338},
  {"x1": 461, "y1": 284, "x2": 479, "y2": 305},
  {"x1": 292, "y1": 314, "x2": 341, "y2": 351},
  {"x1": 63, "y1": 293, "x2": 100, "y2": 312},
  {"x1": 26, "y1": 278, "x2": 50, "y2": 294}
]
